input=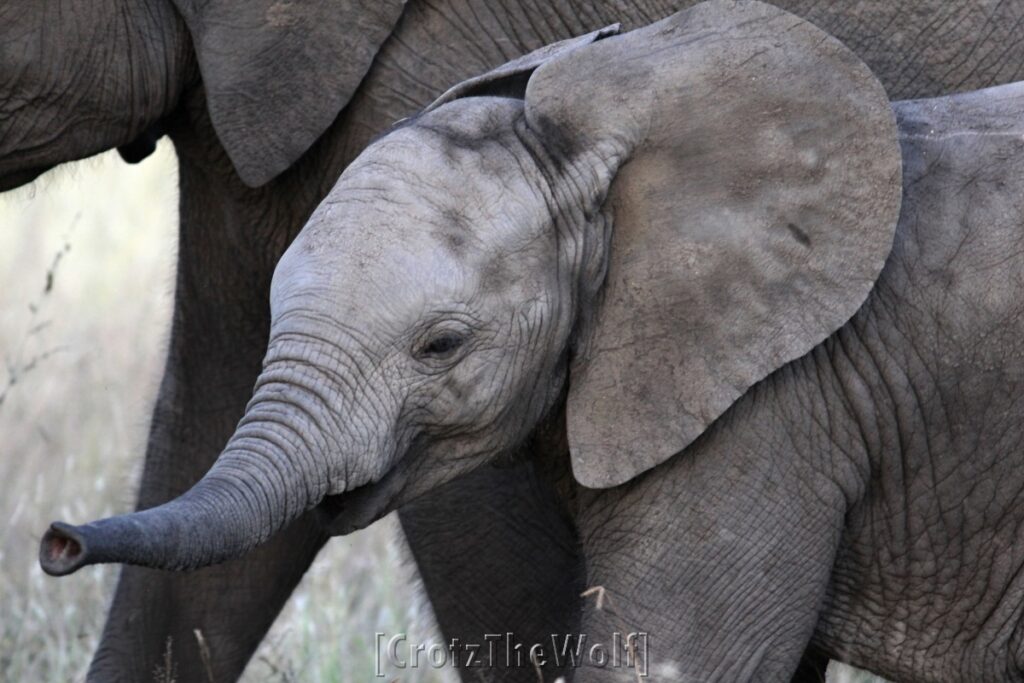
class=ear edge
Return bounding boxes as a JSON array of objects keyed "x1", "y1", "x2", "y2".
[
  {"x1": 172, "y1": 0, "x2": 405, "y2": 187},
  {"x1": 524, "y1": 1, "x2": 903, "y2": 489},
  {"x1": 422, "y1": 25, "x2": 620, "y2": 115}
]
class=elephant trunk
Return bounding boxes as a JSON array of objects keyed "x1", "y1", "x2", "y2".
[{"x1": 40, "y1": 357, "x2": 353, "y2": 576}]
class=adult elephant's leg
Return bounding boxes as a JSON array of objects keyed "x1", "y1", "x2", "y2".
[
  {"x1": 90, "y1": 341, "x2": 328, "y2": 683},
  {"x1": 399, "y1": 457, "x2": 584, "y2": 682},
  {"x1": 790, "y1": 648, "x2": 830, "y2": 683},
  {"x1": 570, "y1": 356, "x2": 863, "y2": 682},
  {"x1": 87, "y1": 112, "x2": 333, "y2": 683}
]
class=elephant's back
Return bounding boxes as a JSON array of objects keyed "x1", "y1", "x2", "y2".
[
  {"x1": 811, "y1": 81, "x2": 1024, "y2": 682},
  {"x1": 628, "y1": 1, "x2": 1024, "y2": 99},
  {"x1": 769, "y1": 0, "x2": 1024, "y2": 99},
  {"x1": 884, "y1": 82, "x2": 1024, "y2": 352}
]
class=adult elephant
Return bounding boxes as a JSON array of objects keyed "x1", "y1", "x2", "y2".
[
  {"x1": 39, "y1": 3, "x2": 1024, "y2": 680},
  {"x1": 3, "y1": 0, "x2": 1024, "y2": 680}
]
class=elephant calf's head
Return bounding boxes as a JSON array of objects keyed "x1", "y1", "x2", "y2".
[
  {"x1": 264, "y1": 99, "x2": 587, "y2": 525},
  {"x1": 40, "y1": 0, "x2": 901, "y2": 575}
]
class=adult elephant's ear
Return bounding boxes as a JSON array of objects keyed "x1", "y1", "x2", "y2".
[
  {"x1": 523, "y1": 0, "x2": 902, "y2": 488},
  {"x1": 171, "y1": 0, "x2": 404, "y2": 187}
]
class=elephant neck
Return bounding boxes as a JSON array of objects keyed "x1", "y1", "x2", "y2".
[{"x1": 520, "y1": 393, "x2": 580, "y2": 518}]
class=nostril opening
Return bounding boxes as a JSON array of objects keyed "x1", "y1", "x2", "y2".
[
  {"x1": 40, "y1": 522, "x2": 88, "y2": 575},
  {"x1": 45, "y1": 532, "x2": 81, "y2": 562}
]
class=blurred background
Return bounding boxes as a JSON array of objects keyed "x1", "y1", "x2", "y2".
[{"x1": 0, "y1": 144, "x2": 881, "y2": 682}]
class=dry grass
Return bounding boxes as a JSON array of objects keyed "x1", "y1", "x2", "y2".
[{"x1": 0, "y1": 143, "x2": 883, "y2": 682}]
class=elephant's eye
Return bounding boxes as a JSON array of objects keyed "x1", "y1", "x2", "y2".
[{"x1": 418, "y1": 332, "x2": 466, "y2": 359}]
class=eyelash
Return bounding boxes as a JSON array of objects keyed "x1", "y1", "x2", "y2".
[
  {"x1": 421, "y1": 333, "x2": 465, "y2": 357},
  {"x1": 413, "y1": 314, "x2": 480, "y2": 364},
  {"x1": 413, "y1": 326, "x2": 473, "y2": 365}
]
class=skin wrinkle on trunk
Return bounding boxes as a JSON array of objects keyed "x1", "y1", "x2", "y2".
[
  {"x1": 40, "y1": 384, "x2": 340, "y2": 573},
  {"x1": 40, "y1": 322, "x2": 408, "y2": 577},
  {"x1": 237, "y1": 400, "x2": 334, "y2": 505},
  {"x1": 258, "y1": 331, "x2": 400, "y2": 487}
]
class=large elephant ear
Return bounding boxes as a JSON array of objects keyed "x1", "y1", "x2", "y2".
[
  {"x1": 171, "y1": 0, "x2": 404, "y2": 187},
  {"x1": 523, "y1": 0, "x2": 902, "y2": 488}
]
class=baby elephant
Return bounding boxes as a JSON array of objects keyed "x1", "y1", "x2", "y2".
[{"x1": 40, "y1": 0, "x2": 1024, "y2": 680}]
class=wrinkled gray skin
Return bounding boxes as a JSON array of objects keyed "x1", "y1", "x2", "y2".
[
  {"x1": 34, "y1": 2, "x2": 1024, "y2": 681},
  {"x1": 5, "y1": 0, "x2": 1024, "y2": 681}
]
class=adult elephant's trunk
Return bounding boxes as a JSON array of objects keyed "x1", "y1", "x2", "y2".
[{"x1": 39, "y1": 356, "x2": 359, "y2": 576}]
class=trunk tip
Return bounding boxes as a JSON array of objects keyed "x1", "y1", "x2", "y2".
[{"x1": 39, "y1": 521, "x2": 89, "y2": 576}]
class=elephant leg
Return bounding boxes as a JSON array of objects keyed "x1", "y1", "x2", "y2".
[
  {"x1": 90, "y1": 522, "x2": 326, "y2": 683},
  {"x1": 569, "y1": 374, "x2": 856, "y2": 682},
  {"x1": 87, "y1": 308, "x2": 330, "y2": 682},
  {"x1": 86, "y1": 153, "x2": 330, "y2": 681},
  {"x1": 790, "y1": 647, "x2": 830, "y2": 683},
  {"x1": 399, "y1": 459, "x2": 584, "y2": 682}
]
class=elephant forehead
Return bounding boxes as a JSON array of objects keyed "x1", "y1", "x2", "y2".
[
  {"x1": 273, "y1": 98, "x2": 552, "y2": 325},
  {"x1": 310, "y1": 140, "x2": 513, "y2": 241},
  {"x1": 304, "y1": 109, "x2": 548, "y2": 261},
  {"x1": 272, "y1": 230, "x2": 473, "y2": 338}
]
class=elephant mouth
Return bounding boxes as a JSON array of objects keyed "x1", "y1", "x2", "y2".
[
  {"x1": 0, "y1": 164, "x2": 53, "y2": 192},
  {"x1": 314, "y1": 461, "x2": 411, "y2": 536}
]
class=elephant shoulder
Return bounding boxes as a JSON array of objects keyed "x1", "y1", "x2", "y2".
[
  {"x1": 880, "y1": 83, "x2": 1024, "y2": 359},
  {"x1": 894, "y1": 84, "x2": 1024, "y2": 299}
]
